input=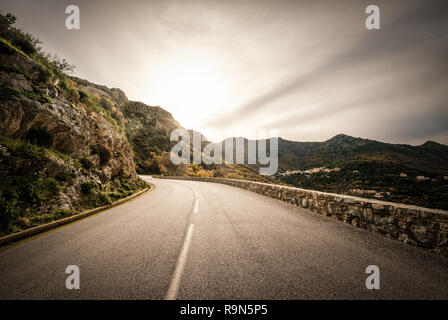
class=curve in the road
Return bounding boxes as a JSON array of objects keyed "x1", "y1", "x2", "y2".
[{"x1": 0, "y1": 177, "x2": 447, "y2": 299}]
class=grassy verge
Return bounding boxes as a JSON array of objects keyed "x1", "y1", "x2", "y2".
[
  {"x1": 0, "y1": 136, "x2": 147, "y2": 236},
  {"x1": 0, "y1": 177, "x2": 148, "y2": 237}
]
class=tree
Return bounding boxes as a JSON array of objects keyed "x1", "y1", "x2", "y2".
[
  {"x1": 5, "y1": 13, "x2": 16, "y2": 25},
  {"x1": 44, "y1": 53, "x2": 75, "y2": 74}
]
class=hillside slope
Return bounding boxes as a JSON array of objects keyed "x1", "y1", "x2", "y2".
[
  {"x1": 273, "y1": 134, "x2": 448, "y2": 209},
  {"x1": 215, "y1": 134, "x2": 447, "y2": 209},
  {"x1": 0, "y1": 16, "x2": 146, "y2": 236},
  {"x1": 276, "y1": 134, "x2": 448, "y2": 174}
]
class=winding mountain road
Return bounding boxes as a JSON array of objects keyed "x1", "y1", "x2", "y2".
[{"x1": 1, "y1": 176, "x2": 448, "y2": 299}]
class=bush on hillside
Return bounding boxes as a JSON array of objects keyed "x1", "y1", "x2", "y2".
[
  {"x1": 79, "y1": 157, "x2": 94, "y2": 170},
  {"x1": 80, "y1": 181, "x2": 98, "y2": 195},
  {"x1": 0, "y1": 13, "x2": 40, "y2": 56},
  {"x1": 0, "y1": 13, "x2": 75, "y2": 76}
]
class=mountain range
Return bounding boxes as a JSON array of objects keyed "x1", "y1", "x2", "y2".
[{"x1": 272, "y1": 135, "x2": 448, "y2": 209}]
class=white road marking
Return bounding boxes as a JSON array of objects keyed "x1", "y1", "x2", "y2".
[
  {"x1": 192, "y1": 187, "x2": 199, "y2": 213},
  {"x1": 165, "y1": 185, "x2": 199, "y2": 299},
  {"x1": 165, "y1": 223, "x2": 195, "y2": 300},
  {"x1": 193, "y1": 196, "x2": 199, "y2": 214}
]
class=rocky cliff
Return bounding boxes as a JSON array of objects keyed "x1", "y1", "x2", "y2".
[
  {"x1": 66, "y1": 76, "x2": 184, "y2": 174},
  {"x1": 0, "y1": 36, "x2": 146, "y2": 235}
]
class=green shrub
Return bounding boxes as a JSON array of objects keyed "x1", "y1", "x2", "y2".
[
  {"x1": 107, "y1": 190, "x2": 124, "y2": 201},
  {"x1": 80, "y1": 181, "x2": 98, "y2": 195},
  {"x1": 6, "y1": 31, "x2": 38, "y2": 56},
  {"x1": 0, "y1": 13, "x2": 39, "y2": 56},
  {"x1": 0, "y1": 136, "x2": 66, "y2": 161},
  {"x1": 16, "y1": 216, "x2": 30, "y2": 228},
  {"x1": 55, "y1": 171, "x2": 75, "y2": 182},
  {"x1": 59, "y1": 79, "x2": 69, "y2": 90},
  {"x1": 36, "y1": 68, "x2": 52, "y2": 84},
  {"x1": 20, "y1": 171, "x2": 62, "y2": 204},
  {"x1": 78, "y1": 89, "x2": 90, "y2": 103},
  {"x1": 75, "y1": 90, "x2": 123, "y2": 134},
  {"x1": 0, "y1": 85, "x2": 50, "y2": 103},
  {"x1": 79, "y1": 157, "x2": 94, "y2": 170},
  {"x1": 0, "y1": 189, "x2": 19, "y2": 227},
  {"x1": 99, "y1": 97, "x2": 114, "y2": 111},
  {"x1": 98, "y1": 192, "x2": 112, "y2": 205},
  {"x1": 67, "y1": 87, "x2": 80, "y2": 102},
  {"x1": 46, "y1": 178, "x2": 62, "y2": 194},
  {"x1": 1, "y1": 13, "x2": 75, "y2": 77},
  {"x1": 24, "y1": 90, "x2": 51, "y2": 103},
  {"x1": 30, "y1": 209, "x2": 74, "y2": 225}
]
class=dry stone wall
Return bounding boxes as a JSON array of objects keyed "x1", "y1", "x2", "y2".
[{"x1": 161, "y1": 176, "x2": 448, "y2": 257}]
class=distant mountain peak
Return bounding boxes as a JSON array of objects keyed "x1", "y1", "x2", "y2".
[
  {"x1": 326, "y1": 133, "x2": 359, "y2": 143},
  {"x1": 333, "y1": 133, "x2": 351, "y2": 138},
  {"x1": 421, "y1": 140, "x2": 444, "y2": 147}
]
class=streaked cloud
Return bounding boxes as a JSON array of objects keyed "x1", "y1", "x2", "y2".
[{"x1": 1, "y1": 0, "x2": 446, "y2": 144}]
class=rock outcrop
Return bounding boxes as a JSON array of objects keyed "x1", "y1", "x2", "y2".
[{"x1": 0, "y1": 39, "x2": 145, "y2": 235}]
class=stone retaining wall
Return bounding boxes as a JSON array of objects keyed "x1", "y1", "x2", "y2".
[{"x1": 161, "y1": 176, "x2": 448, "y2": 257}]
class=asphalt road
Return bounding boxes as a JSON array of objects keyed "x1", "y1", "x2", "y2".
[{"x1": 1, "y1": 176, "x2": 448, "y2": 299}]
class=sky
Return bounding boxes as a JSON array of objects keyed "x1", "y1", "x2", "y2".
[{"x1": 1, "y1": 0, "x2": 447, "y2": 144}]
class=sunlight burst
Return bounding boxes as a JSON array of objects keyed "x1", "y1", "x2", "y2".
[{"x1": 145, "y1": 54, "x2": 230, "y2": 130}]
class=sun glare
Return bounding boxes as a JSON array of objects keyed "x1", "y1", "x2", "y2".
[{"x1": 144, "y1": 54, "x2": 230, "y2": 132}]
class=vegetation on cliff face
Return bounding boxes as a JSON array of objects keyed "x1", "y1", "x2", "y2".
[{"x1": 0, "y1": 13, "x2": 146, "y2": 236}]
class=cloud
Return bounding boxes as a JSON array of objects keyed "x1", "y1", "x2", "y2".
[
  {"x1": 1, "y1": 0, "x2": 447, "y2": 144},
  {"x1": 204, "y1": 0, "x2": 448, "y2": 144}
]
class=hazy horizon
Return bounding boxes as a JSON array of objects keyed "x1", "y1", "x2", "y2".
[{"x1": 1, "y1": 0, "x2": 447, "y2": 145}]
